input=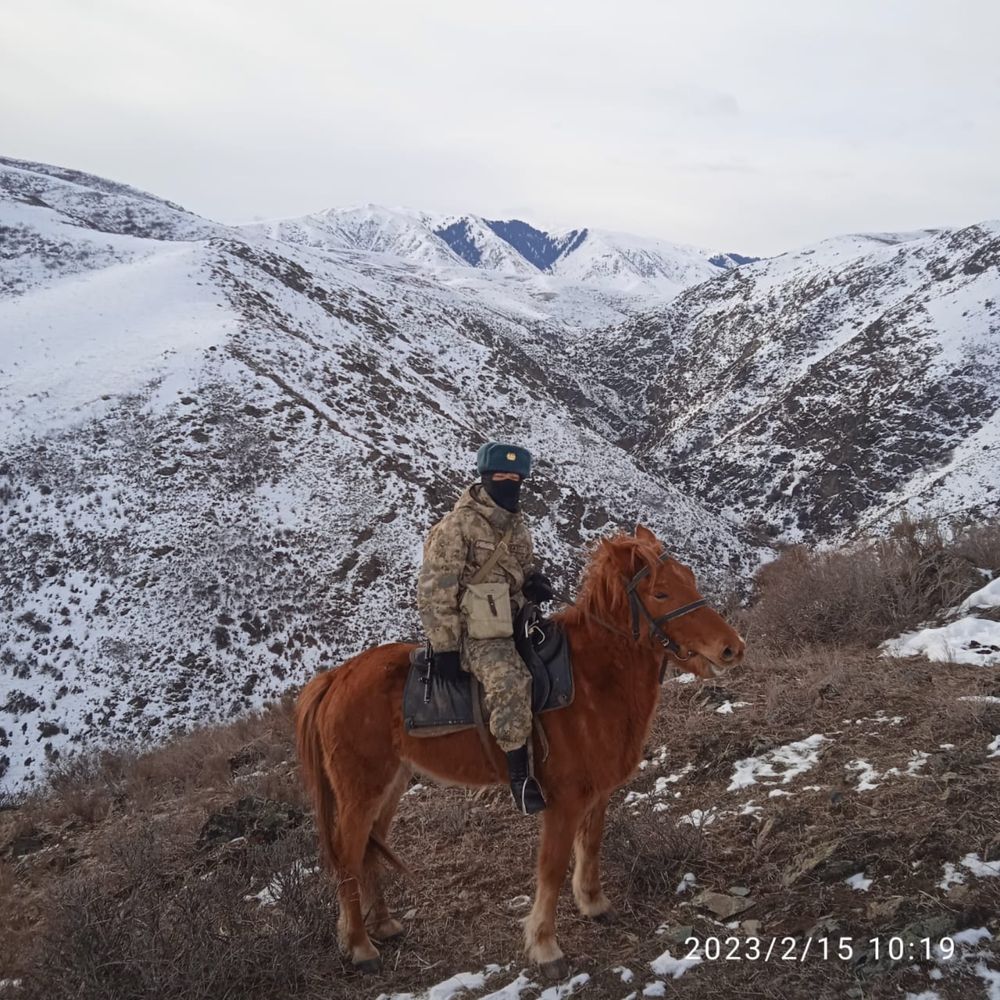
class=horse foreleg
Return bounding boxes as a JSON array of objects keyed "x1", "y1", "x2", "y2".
[
  {"x1": 362, "y1": 765, "x2": 410, "y2": 941},
  {"x1": 572, "y1": 792, "x2": 612, "y2": 919},
  {"x1": 524, "y1": 799, "x2": 582, "y2": 977}
]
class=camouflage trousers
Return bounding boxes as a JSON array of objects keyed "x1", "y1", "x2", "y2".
[{"x1": 462, "y1": 635, "x2": 532, "y2": 752}]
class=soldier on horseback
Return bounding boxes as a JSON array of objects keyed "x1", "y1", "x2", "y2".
[{"x1": 417, "y1": 442, "x2": 554, "y2": 814}]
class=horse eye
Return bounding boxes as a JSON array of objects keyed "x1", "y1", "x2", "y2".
[{"x1": 654, "y1": 592, "x2": 669, "y2": 600}]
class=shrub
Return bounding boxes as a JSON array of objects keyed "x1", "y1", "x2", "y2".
[
  {"x1": 746, "y1": 517, "x2": 999, "y2": 652},
  {"x1": 21, "y1": 825, "x2": 348, "y2": 1000}
]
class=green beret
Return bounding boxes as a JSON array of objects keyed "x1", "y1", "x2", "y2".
[{"x1": 476, "y1": 442, "x2": 532, "y2": 478}]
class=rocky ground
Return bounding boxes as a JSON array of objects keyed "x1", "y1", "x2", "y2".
[{"x1": 2, "y1": 643, "x2": 998, "y2": 1000}]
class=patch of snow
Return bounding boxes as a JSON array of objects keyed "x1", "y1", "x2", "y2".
[
  {"x1": 952, "y1": 927, "x2": 993, "y2": 948},
  {"x1": 650, "y1": 946, "x2": 702, "y2": 979},
  {"x1": 846, "y1": 751, "x2": 929, "y2": 791},
  {"x1": 938, "y1": 853, "x2": 1000, "y2": 889},
  {"x1": 678, "y1": 808, "x2": 718, "y2": 828},
  {"x1": 642, "y1": 984, "x2": 665, "y2": 998},
  {"x1": 727, "y1": 734, "x2": 830, "y2": 791},
  {"x1": 245, "y1": 860, "x2": 317, "y2": 906},
  {"x1": 675, "y1": 872, "x2": 696, "y2": 894},
  {"x1": 479, "y1": 973, "x2": 536, "y2": 1000},
  {"x1": 538, "y1": 973, "x2": 590, "y2": 1000},
  {"x1": 960, "y1": 696, "x2": 1000, "y2": 705},
  {"x1": 715, "y1": 700, "x2": 750, "y2": 715},
  {"x1": 883, "y1": 617, "x2": 1000, "y2": 667},
  {"x1": 960, "y1": 577, "x2": 1000, "y2": 612},
  {"x1": 975, "y1": 962, "x2": 1000, "y2": 1000},
  {"x1": 988, "y1": 735, "x2": 1000, "y2": 758},
  {"x1": 845, "y1": 872, "x2": 874, "y2": 891},
  {"x1": 613, "y1": 966, "x2": 634, "y2": 983}
]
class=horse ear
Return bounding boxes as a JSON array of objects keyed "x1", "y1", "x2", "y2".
[{"x1": 634, "y1": 523, "x2": 657, "y2": 546}]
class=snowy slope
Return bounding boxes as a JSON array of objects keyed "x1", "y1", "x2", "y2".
[
  {"x1": 0, "y1": 159, "x2": 758, "y2": 792},
  {"x1": 575, "y1": 224, "x2": 1000, "y2": 540},
  {"x1": 239, "y1": 205, "x2": 753, "y2": 325},
  {"x1": 4, "y1": 154, "x2": 997, "y2": 792},
  {"x1": 550, "y1": 227, "x2": 739, "y2": 296}
]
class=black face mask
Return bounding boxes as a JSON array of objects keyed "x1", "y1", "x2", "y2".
[{"x1": 482, "y1": 474, "x2": 522, "y2": 512}]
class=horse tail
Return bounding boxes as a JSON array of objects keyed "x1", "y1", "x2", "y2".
[{"x1": 296, "y1": 670, "x2": 340, "y2": 872}]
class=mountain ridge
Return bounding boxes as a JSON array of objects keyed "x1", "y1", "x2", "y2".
[{"x1": 2, "y1": 154, "x2": 998, "y2": 794}]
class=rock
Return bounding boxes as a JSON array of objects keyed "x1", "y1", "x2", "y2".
[
  {"x1": 866, "y1": 895, "x2": 906, "y2": 922},
  {"x1": 782, "y1": 842, "x2": 836, "y2": 887},
  {"x1": 740, "y1": 920, "x2": 762, "y2": 936},
  {"x1": 806, "y1": 917, "x2": 841, "y2": 937},
  {"x1": 984, "y1": 835, "x2": 1000, "y2": 863},
  {"x1": 946, "y1": 884, "x2": 970, "y2": 904},
  {"x1": 855, "y1": 914, "x2": 959, "y2": 979},
  {"x1": 197, "y1": 796, "x2": 303, "y2": 848},
  {"x1": 663, "y1": 925, "x2": 696, "y2": 945},
  {"x1": 7, "y1": 828, "x2": 50, "y2": 858},
  {"x1": 754, "y1": 817, "x2": 776, "y2": 849},
  {"x1": 693, "y1": 891, "x2": 753, "y2": 918},
  {"x1": 228, "y1": 744, "x2": 267, "y2": 775},
  {"x1": 817, "y1": 858, "x2": 865, "y2": 882},
  {"x1": 728, "y1": 885, "x2": 750, "y2": 896}
]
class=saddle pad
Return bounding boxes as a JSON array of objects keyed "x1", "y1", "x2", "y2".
[
  {"x1": 403, "y1": 659, "x2": 478, "y2": 735},
  {"x1": 403, "y1": 611, "x2": 574, "y2": 736}
]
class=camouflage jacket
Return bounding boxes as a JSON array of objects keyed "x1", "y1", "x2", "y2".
[{"x1": 417, "y1": 484, "x2": 535, "y2": 652}]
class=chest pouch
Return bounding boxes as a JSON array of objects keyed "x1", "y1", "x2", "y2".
[
  {"x1": 460, "y1": 582, "x2": 514, "y2": 639},
  {"x1": 460, "y1": 523, "x2": 515, "y2": 640}
]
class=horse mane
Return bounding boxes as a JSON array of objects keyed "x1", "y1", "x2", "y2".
[{"x1": 573, "y1": 532, "x2": 661, "y2": 625}]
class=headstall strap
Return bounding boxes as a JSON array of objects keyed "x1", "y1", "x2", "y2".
[{"x1": 624, "y1": 551, "x2": 709, "y2": 660}]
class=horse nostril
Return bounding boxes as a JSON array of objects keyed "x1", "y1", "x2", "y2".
[{"x1": 722, "y1": 646, "x2": 735, "y2": 661}]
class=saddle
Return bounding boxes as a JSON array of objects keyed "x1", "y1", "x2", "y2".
[{"x1": 402, "y1": 604, "x2": 574, "y2": 738}]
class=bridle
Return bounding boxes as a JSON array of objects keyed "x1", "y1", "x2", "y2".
[
  {"x1": 552, "y1": 549, "x2": 710, "y2": 679},
  {"x1": 625, "y1": 551, "x2": 707, "y2": 661}
]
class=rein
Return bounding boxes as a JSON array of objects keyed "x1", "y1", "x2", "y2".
[{"x1": 552, "y1": 550, "x2": 709, "y2": 682}]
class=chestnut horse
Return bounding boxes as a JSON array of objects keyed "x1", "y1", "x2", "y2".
[{"x1": 296, "y1": 524, "x2": 745, "y2": 976}]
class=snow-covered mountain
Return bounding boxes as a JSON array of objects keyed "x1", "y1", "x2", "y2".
[
  {"x1": 576, "y1": 224, "x2": 1000, "y2": 540},
  {"x1": 240, "y1": 206, "x2": 753, "y2": 323},
  {"x1": 0, "y1": 158, "x2": 756, "y2": 791},
  {"x1": 3, "y1": 154, "x2": 998, "y2": 793}
]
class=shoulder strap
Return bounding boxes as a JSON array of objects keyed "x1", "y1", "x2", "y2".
[{"x1": 468, "y1": 522, "x2": 515, "y2": 585}]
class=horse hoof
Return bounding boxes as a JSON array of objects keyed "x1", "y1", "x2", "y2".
[
  {"x1": 354, "y1": 957, "x2": 382, "y2": 974},
  {"x1": 539, "y1": 957, "x2": 570, "y2": 980}
]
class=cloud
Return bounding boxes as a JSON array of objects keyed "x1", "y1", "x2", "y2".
[{"x1": 1, "y1": 0, "x2": 997, "y2": 255}]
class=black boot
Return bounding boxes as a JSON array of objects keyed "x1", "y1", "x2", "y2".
[{"x1": 505, "y1": 746, "x2": 547, "y2": 814}]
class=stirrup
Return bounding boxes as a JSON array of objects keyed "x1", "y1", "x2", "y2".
[{"x1": 511, "y1": 775, "x2": 547, "y2": 815}]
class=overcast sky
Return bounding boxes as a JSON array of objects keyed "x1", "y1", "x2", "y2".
[{"x1": 3, "y1": 0, "x2": 998, "y2": 255}]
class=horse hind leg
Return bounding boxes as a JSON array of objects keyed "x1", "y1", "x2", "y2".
[
  {"x1": 362, "y1": 764, "x2": 410, "y2": 941},
  {"x1": 572, "y1": 793, "x2": 612, "y2": 919},
  {"x1": 330, "y1": 794, "x2": 385, "y2": 970},
  {"x1": 326, "y1": 754, "x2": 404, "y2": 970}
]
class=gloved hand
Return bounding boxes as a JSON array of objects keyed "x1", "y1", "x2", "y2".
[
  {"x1": 433, "y1": 649, "x2": 462, "y2": 682},
  {"x1": 522, "y1": 570, "x2": 554, "y2": 604}
]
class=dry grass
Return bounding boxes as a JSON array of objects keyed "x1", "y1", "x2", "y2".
[
  {"x1": 745, "y1": 518, "x2": 1000, "y2": 653},
  {"x1": 2, "y1": 645, "x2": 998, "y2": 1000},
  {"x1": 3, "y1": 523, "x2": 1000, "y2": 999}
]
